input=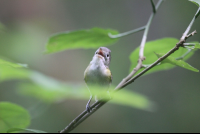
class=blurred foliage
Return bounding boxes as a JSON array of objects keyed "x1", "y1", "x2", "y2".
[
  {"x1": 7, "y1": 128, "x2": 47, "y2": 133},
  {"x1": 17, "y1": 71, "x2": 154, "y2": 111},
  {"x1": 0, "y1": 57, "x2": 154, "y2": 109},
  {"x1": 0, "y1": 102, "x2": 30, "y2": 133},
  {"x1": 0, "y1": 58, "x2": 30, "y2": 81}
]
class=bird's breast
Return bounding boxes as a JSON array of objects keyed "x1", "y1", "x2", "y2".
[{"x1": 84, "y1": 63, "x2": 111, "y2": 86}]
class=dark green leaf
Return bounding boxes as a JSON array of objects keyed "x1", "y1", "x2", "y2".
[
  {"x1": 130, "y1": 38, "x2": 196, "y2": 76},
  {"x1": 7, "y1": 128, "x2": 47, "y2": 133},
  {"x1": 0, "y1": 102, "x2": 30, "y2": 133},
  {"x1": 45, "y1": 27, "x2": 119, "y2": 54},
  {"x1": 155, "y1": 53, "x2": 199, "y2": 72}
]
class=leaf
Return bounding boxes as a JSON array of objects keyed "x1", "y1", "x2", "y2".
[
  {"x1": 0, "y1": 65, "x2": 30, "y2": 82},
  {"x1": 18, "y1": 72, "x2": 154, "y2": 111},
  {"x1": 0, "y1": 58, "x2": 27, "y2": 68},
  {"x1": 155, "y1": 53, "x2": 199, "y2": 72},
  {"x1": 189, "y1": 0, "x2": 200, "y2": 18},
  {"x1": 130, "y1": 38, "x2": 196, "y2": 76},
  {"x1": 0, "y1": 102, "x2": 30, "y2": 133},
  {"x1": 0, "y1": 58, "x2": 29, "y2": 81},
  {"x1": 195, "y1": 43, "x2": 200, "y2": 49},
  {"x1": 18, "y1": 71, "x2": 87, "y2": 102},
  {"x1": 189, "y1": 0, "x2": 200, "y2": 7},
  {"x1": 7, "y1": 128, "x2": 47, "y2": 133},
  {"x1": 111, "y1": 88, "x2": 155, "y2": 111},
  {"x1": 45, "y1": 27, "x2": 119, "y2": 54}
]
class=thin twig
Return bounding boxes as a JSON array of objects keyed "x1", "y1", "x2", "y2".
[
  {"x1": 150, "y1": 0, "x2": 156, "y2": 13},
  {"x1": 117, "y1": 0, "x2": 163, "y2": 89},
  {"x1": 108, "y1": 26, "x2": 146, "y2": 38},
  {"x1": 181, "y1": 7, "x2": 200, "y2": 40}
]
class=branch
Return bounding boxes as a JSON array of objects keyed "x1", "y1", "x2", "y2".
[
  {"x1": 119, "y1": 8, "x2": 199, "y2": 89},
  {"x1": 60, "y1": 4, "x2": 200, "y2": 134},
  {"x1": 60, "y1": 0, "x2": 163, "y2": 133},
  {"x1": 117, "y1": 0, "x2": 163, "y2": 89}
]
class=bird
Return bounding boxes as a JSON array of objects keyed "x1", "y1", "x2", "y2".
[{"x1": 84, "y1": 47, "x2": 112, "y2": 113}]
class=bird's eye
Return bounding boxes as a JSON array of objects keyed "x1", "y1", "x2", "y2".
[
  {"x1": 107, "y1": 54, "x2": 109, "y2": 57},
  {"x1": 96, "y1": 52, "x2": 98, "y2": 54}
]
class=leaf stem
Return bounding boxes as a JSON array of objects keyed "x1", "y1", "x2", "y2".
[
  {"x1": 108, "y1": 26, "x2": 146, "y2": 38},
  {"x1": 176, "y1": 49, "x2": 192, "y2": 60},
  {"x1": 183, "y1": 43, "x2": 196, "y2": 46}
]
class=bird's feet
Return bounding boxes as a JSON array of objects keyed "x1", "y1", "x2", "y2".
[{"x1": 86, "y1": 95, "x2": 93, "y2": 113}]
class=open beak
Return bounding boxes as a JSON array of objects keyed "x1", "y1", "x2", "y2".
[{"x1": 97, "y1": 48, "x2": 104, "y2": 58}]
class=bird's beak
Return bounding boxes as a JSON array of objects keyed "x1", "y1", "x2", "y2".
[{"x1": 97, "y1": 48, "x2": 104, "y2": 57}]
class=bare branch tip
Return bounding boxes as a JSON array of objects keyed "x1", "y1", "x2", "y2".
[{"x1": 193, "y1": 30, "x2": 197, "y2": 35}]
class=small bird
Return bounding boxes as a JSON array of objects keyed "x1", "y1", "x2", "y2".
[{"x1": 84, "y1": 47, "x2": 112, "y2": 113}]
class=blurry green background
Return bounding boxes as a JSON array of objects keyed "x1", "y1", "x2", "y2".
[{"x1": 0, "y1": 0, "x2": 200, "y2": 133}]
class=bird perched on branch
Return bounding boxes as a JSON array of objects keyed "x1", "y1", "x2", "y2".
[{"x1": 84, "y1": 47, "x2": 112, "y2": 113}]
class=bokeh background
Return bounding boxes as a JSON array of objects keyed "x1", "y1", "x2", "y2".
[{"x1": 0, "y1": 0, "x2": 200, "y2": 133}]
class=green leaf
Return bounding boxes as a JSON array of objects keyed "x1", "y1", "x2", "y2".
[
  {"x1": 0, "y1": 58, "x2": 27, "y2": 68},
  {"x1": 111, "y1": 89, "x2": 155, "y2": 111},
  {"x1": 0, "y1": 58, "x2": 29, "y2": 81},
  {"x1": 130, "y1": 38, "x2": 196, "y2": 76},
  {"x1": 18, "y1": 72, "x2": 154, "y2": 111},
  {"x1": 183, "y1": 43, "x2": 200, "y2": 50},
  {"x1": 7, "y1": 128, "x2": 47, "y2": 133},
  {"x1": 0, "y1": 102, "x2": 30, "y2": 133},
  {"x1": 45, "y1": 27, "x2": 119, "y2": 54},
  {"x1": 0, "y1": 65, "x2": 30, "y2": 82},
  {"x1": 189, "y1": 0, "x2": 200, "y2": 7},
  {"x1": 155, "y1": 53, "x2": 199, "y2": 72},
  {"x1": 195, "y1": 43, "x2": 200, "y2": 49}
]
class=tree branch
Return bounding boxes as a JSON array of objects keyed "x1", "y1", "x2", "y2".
[
  {"x1": 59, "y1": 4, "x2": 200, "y2": 134},
  {"x1": 117, "y1": 0, "x2": 163, "y2": 89},
  {"x1": 60, "y1": 1, "x2": 163, "y2": 133}
]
